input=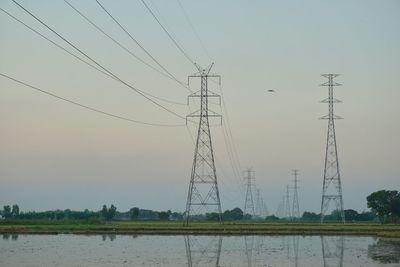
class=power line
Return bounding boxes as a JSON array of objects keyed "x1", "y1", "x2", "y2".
[
  {"x1": 176, "y1": 0, "x2": 211, "y2": 61},
  {"x1": 94, "y1": 0, "x2": 191, "y2": 93},
  {"x1": 220, "y1": 123, "x2": 243, "y2": 190},
  {"x1": 0, "y1": 72, "x2": 185, "y2": 127},
  {"x1": 63, "y1": 0, "x2": 189, "y2": 99},
  {"x1": 11, "y1": 0, "x2": 188, "y2": 121},
  {"x1": 140, "y1": 0, "x2": 197, "y2": 67},
  {"x1": 0, "y1": 6, "x2": 186, "y2": 107},
  {"x1": 219, "y1": 84, "x2": 243, "y2": 172}
]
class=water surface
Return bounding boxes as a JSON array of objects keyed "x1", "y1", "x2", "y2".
[{"x1": 1, "y1": 234, "x2": 399, "y2": 266}]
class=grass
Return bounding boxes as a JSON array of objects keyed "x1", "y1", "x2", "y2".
[{"x1": 1, "y1": 220, "x2": 400, "y2": 237}]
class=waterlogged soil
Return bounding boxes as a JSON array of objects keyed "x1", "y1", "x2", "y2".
[{"x1": 1, "y1": 234, "x2": 399, "y2": 267}]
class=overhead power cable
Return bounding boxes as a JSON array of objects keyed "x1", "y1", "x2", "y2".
[
  {"x1": 63, "y1": 0, "x2": 189, "y2": 98},
  {"x1": 94, "y1": 0, "x2": 192, "y2": 93},
  {"x1": 0, "y1": 7, "x2": 185, "y2": 106},
  {"x1": 220, "y1": 85, "x2": 243, "y2": 172},
  {"x1": 11, "y1": 0, "x2": 189, "y2": 121},
  {"x1": 176, "y1": 0, "x2": 211, "y2": 61},
  {"x1": 140, "y1": 0, "x2": 197, "y2": 68},
  {"x1": 0, "y1": 72, "x2": 185, "y2": 127}
]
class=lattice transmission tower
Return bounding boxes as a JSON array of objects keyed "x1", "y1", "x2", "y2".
[
  {"x1": 285, "y1": 184, "x2": 291, "y2": 220},
  {"x1": 185, "y1": 63, "x2": 223, "y2": 225},
  {"x1": 244, "y1": 168, "x2": 256, "y2": 217},
  {"x1": 292, "y1": 169, "x2": 300, "y2": 219},
  {"x1": 320, "y1": 74, "x2": 345, "y2": 223}
]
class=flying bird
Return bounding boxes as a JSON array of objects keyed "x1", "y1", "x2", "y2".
[{"x1": 267, "y1": 89, "x2": 276, "y2": 93}]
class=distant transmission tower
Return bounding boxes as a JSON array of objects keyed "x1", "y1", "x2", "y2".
[
  {"x1": 320, "y1": 74, "x2": 345, "y2": 223},
  {"x1": 285, "y1": 184, "x2": 291, "y2": 220},
  {"x1": 244, "y1": 168, "x2": 256, "y2": 217},
  {"x1": 255, "y1": 188, "x2": 262, "y2": 218},
  {"x1": 292, "y1": 169, "x2": 300, "y2": 219},
  {"x1": 185, "y1": 63, "x2": 223, "y2": 224}
]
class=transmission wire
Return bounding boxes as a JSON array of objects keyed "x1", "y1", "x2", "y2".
[
  {"x1": 11, "y1": 0, "x2": 189, "y2": 121},
  {"x1": 63, "y1": 0, "x2": 189, "y2": 101},
  {"x1": 0, "y1": 6, "x2": 186, "y2": 107},
  {"x1": 176, "y1": 0, "x2": 211, "y2": 61},
  {"x1": 140, "y1": 0, "x2": 197, "y2": 68},
  {"x1": 0, "y1": 72, "x2": 185, "y2": 127},
  {"x1": 94, "y1": 0, "x2": 192, "y2": 93}
]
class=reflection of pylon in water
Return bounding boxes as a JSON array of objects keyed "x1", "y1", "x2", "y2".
[
  {"x1": 321, "y1": 236, "x2": 344, "y2": 267},
  {"x1": 244, "y1": 236, "x2": 254, "y2": 267},
  {"x1": 293, "y1": 236, "x2": 300, "y2": 267},
  {"x1": 184, "y1": 235, "x2": 222, "y2": 267}
]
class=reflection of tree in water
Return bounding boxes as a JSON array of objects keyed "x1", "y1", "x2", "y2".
[
  {"x1": 368, "y1": 238, "x2": 400, "y2": 264},
  {"x1": 184, "y1": 235, "x2": 222, "y2": 267},
  {"x1": 101, "y1": 234, "x2": 116, "y2": 241},
  {"x1": 321, "y1": 236, "x2": 344, "y2": 267},
  {"x1": 2, "y1": 233, "x2": 18, "y2": 240}
]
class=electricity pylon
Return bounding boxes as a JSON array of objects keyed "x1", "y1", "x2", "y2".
[
  {"x1": 292, "y1": 169, "x2": 300, "y2": 219},
  {"x1": 244, "y1": 168, "x2": 256, "y2": 217},
  {"x1": 320, "y1": 74, "x2": 345, "y2": 223},
  {"x1": 275, "y1": 195, "x2": 284, "y2": 218},
  {"x1": 255, "y1": 188, "x2": 262, "y2": 218},
  {"x1": 185, "y1": 63, "x2": 223, "y2": 224},
  {"x1": 285, "y1": 184, "x2": 291, "y2": 220}
]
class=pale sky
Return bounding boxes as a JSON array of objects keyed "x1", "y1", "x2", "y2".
[{"x1": 0, "y1": 0, "x2": 399, "y2": 214}]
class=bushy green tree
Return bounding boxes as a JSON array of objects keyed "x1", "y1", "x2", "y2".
[
  {"x1": 301, "y1": 211, "x2": 319, "y2": 221},
  {"x1": 101, "y1": 205, "x2": 117, "y2": 221},
  {"x1": 11, "y1": 205, "x2": 19, "y2": 218},
  {"x1": 158, "y1": 211, "x2": 170, "y2": 220},
  {"x1": 223, "y1": 208, "x2": 244, "y2": 221},
  {"x1": 367, "y1": 190, "x2": 400, "y2": 223},
  {"x1": 3, "y1": 205, "x2": 11, "y2": 219},
  {"x1": 344, "y1": 209, "x2": 359, "y2": 221},
  {"x1": 129, "y1": 207, "x2": 140, "y2": 220},
  {"x1": 265, "y1": 215, "x2": 279, "y2": 221}
]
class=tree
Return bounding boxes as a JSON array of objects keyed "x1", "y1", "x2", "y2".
[
  {"x1": 158, "y1": 211, "x2": 170, "y2": 220},
  {"x1": 367, "y1": 190, "x2": 400, "y2": 223},
  {"x1": 11, "y1": 205, "x2": 19, "y2": 218},
  {"x1": 301, "y1": 211, "x2": 319, "y2": 221},
  {"x1": 101, "y1": 204, "x2": 117, "y2": 221},
  {"x1": 129, "y1": 207, "x2": 140, "y2": 220},
  {"x1": 107, "y1": 205, "x2": 117, "y2": 220},
  {"x1": 223, "y1": 208, "x2": 244, "y2": 221},
  {"x1": 344, "y1": 209, "x2": 359, "y2": 221},
  {"x1": 265, "y1": 215, "x2": 279, "y2": 221},
  {"x1": 206, "y1": 212, "x2": 220, "y2": 221},
  {"x1": 101, "y1": 205, "x2": 108, "y2": 219},
  {"x1": 3, "y1": 205, "x2": 12, "y2": 219}
]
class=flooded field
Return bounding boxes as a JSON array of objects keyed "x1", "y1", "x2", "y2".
[{"x1": 0, "y1": 234, "x2": 399, "y2": 267}]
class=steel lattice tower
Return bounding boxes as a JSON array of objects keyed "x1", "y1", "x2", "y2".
[
  {"x1": 244, "y1": 168, "x2": 256, "y2": 217},
  {"x1": 285, "y1": 184, "x2": 291, "y2": 220},
  {"x1": 292, "y1": 169, "x2": 300, "y2": 219},
  {"x1": 185, "y1": 63, "x2": 223, "y2": 224},
  {"x1": 320, "y1": 74, "x2": 345, "y2": 223}
]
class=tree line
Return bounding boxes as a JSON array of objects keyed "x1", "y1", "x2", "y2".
[{"x1": 1, "y1": 190, "x2": 398, "y2": 223}]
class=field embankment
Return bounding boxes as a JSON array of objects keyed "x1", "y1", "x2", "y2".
[{"x1": 1, "y1": 220, "x2": 400, "y2": 237}]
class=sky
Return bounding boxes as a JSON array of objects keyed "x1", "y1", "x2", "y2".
[{"x1": 0, "y1": 0, "x2": 399, "y2": 214}]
